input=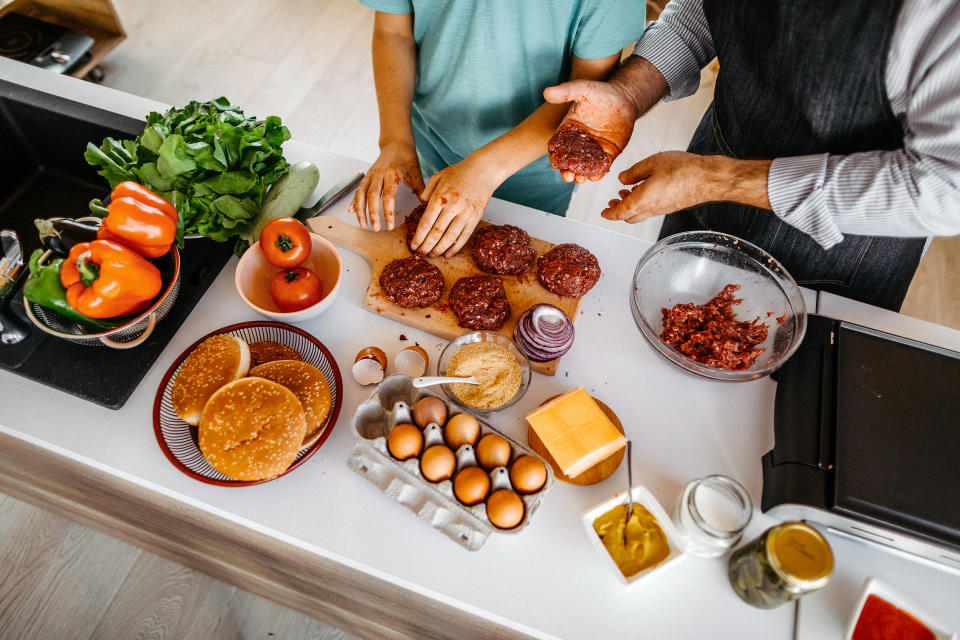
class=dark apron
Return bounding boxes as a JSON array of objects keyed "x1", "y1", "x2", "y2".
[{"x1": 658, "y1": 0, "x2": 926, "y2": 311}]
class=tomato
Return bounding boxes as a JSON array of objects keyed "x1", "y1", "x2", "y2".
[
  {"x1": 260, "y1": 218, "x2": 312, "y2": 268},
  {"x1": 270, "y1": 267, "x2": 324, "y2": 312}
]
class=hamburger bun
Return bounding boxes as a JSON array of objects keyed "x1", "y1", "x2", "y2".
[
  {"x1": 249, "y1": 360, "x2": 332, "y2": 449},
  {"x1": 198, "y1": 377, "x2": 307, "y2": 481},
  {"x1": 172, "y1": 334, "x2": 250, "y2": 425},
  {"x1": 248, "y1": 341, "x2": 303, "y2": 367}
]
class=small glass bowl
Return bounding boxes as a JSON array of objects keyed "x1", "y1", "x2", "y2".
[
  {"x1": 631, "y1": 231, "x2": 807, "y2": 381},
  {"x1": 437, "y1": 331, "x2": 532, "y2": 414}
]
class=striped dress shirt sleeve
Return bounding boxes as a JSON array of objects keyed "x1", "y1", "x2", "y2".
[{"x1": 632, "y1": 0, "x2": 960, "y2": 249}]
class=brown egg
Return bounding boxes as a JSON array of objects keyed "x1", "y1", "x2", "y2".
[
  {"x1": 486, "y1": 489, "x2": 525, "y2": 529},
  {"x1": 509, "y1": 455, "x2": 547, "y2": 494},
  {"x1": 412, "y1": 396, "x2": 448, "y2": 428},
  {"x1": 476, "y1": 433, "x2": 512, "y2": 470},
  {"x1": 420, "y1": 445, "x2": 456, "y2": 482},
  {"x1": 387, "y1": 423, "x2": 423, "y2": 461},
  {"x1": 445, "y1": 413, "x2": 480, "y2": 449},
  {"x1": 453, "y1": 466, "x2": 491, "y2": 506}
]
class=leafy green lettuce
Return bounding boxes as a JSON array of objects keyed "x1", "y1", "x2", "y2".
[{"x1": 84, "y1": 97, "x2": 291, "y2": 243}]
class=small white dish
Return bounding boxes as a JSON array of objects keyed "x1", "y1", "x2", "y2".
[
  {"x1": 843, "y1": 577, "x2": 955, "y2": 640},
  {"x1": 582, "y1": 486, "x2": 687, "y2": 590},
  {"x1": 235, "y1": 232, "x2": 342, "y2": 322}
]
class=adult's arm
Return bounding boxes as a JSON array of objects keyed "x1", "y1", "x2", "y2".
[
  {"x1": 605, "y1": 0, "x2": 960, "y2": 247},
  {"x1": 544, "y1": 0, "x2": 715, "y2": 182},
  {"x1": 349, "y1": 11, "x2": 424, "y2": 231},
  {"x1": 413, "y1": 53, "x2": 622, "y2": 257}
]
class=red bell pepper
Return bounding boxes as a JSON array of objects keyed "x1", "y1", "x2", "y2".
[{"x1": 60, "y1": 240, "x2": 163, "y2": 319}]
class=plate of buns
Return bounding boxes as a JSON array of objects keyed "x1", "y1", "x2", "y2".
[{"x1": 153, "y1": 321, "x2": 342, "y2": 486}]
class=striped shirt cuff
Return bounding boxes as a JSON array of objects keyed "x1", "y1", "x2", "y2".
[
  {"x1": 769, "y1": 155, "x2": 845, "y2": 249},
  {"x1": 633, "y1": 24, "x2": 704, "y2": 100}
]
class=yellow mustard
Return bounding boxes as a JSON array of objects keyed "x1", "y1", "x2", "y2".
[{"x1": 593, "y1": 503, "x2": 670, "y2": 577}]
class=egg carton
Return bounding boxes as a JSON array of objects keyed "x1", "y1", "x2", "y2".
[{"x1": 347, "y1": 375, "x2": 555, "y2": 551}]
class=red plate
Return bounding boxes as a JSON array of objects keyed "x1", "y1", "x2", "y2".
[{"x1": 153, "y1": 321, "x2": 343, "y2": 486}]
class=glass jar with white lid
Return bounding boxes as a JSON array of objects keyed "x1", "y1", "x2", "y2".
[{"x1": 670, "y1": 474, "x2": 753, "y2": 558}]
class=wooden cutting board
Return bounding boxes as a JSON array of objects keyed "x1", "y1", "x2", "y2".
[{"x1": 306, "y1": 216, "x2": 582, "y2": 375}]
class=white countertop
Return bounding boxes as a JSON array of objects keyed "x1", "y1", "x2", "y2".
[{"x1": 2, "y1": 59, "x2": 958, "y2": 639}]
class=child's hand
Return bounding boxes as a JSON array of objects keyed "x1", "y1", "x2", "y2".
[
  {"x1": 543, "y1": 79, "x2": 639, "y2": 183},
  {"x1": 411, "y1": 158, "x2": 499, "y2": 258},
  {"x1": 349, "y1": 142, "x2": 424, "y2": 231}
]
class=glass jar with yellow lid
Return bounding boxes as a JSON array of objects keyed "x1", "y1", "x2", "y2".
[{"x1": 727, "y1": 521, "x2": 834, "y2": 608}]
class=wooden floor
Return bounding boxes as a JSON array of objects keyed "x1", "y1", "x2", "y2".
[
  {"x1": 0, "y1": 492, "x2": 360, "y2": 640},
  {"x1": 0, "y1": 0, "x2": 956, "y2": 638}
]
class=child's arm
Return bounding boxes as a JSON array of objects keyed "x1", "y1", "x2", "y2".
[
  {"x1": 349, "y1": 11, "x2": 423, "y2": 232},
  {"x1": 412, "y1": 54, "x2": 622, "y2": 258}
]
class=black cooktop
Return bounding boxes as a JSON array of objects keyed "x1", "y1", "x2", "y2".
[{"x1": 0, "y1": 81, "x2": 232, "y2": 409}]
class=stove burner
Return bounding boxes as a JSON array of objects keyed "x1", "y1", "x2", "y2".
[
  {"x1": 0, "y1": 28, "x2": 44, "y2": 61},
  {"x1": 0, "y1": 13, "x2": 66, "y2": 63}
]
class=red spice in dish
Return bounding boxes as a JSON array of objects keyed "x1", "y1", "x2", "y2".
[
  {"x1": 659, "y1": 284, "x2": 768, "y2": 370},
  {"x1": 852, "y1": 595, "x2": 935, "y2": 640}
]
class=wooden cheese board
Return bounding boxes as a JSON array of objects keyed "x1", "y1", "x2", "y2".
[{"x1": 306, "y1": 215, "x2": 583, "y2": 375}]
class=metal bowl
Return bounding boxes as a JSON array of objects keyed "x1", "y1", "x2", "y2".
[
  {"x1": 631, "y1": 231, "x2": 806, "y2": 381},
  {"x1": 24, "y1": 247, "x2": 181, "y2": 349},
  {"x1": 437, "y1": 331, "x2": 532, "y2": 413}
]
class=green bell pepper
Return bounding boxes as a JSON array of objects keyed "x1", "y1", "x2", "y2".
[{"x1": 22, "y1": 249, "x2": 127, "y2": 332}]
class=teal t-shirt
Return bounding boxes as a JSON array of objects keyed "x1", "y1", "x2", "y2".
[{"x1": 359, "y1": 0, "x2": 646, "y2": 214}]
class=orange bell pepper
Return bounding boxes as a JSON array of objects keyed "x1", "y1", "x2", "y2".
[
  {"x1": 110, "y1": 181, "x2": 178, "y2": 222},
  {"x1": 60, "y1": 240, "x2": 163, "y2": 319},
  {"x1": 96, "y1": 195, "x2": 177, "y2": 258}
]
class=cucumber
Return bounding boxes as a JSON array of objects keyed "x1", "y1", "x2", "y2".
[{"x1": 234, "y1": 161, "x2": 320, "y2": 256}]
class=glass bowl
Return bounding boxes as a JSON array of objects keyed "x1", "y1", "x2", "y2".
[
  {"x1": 631, "y1": 231, "x2": 807, "y2": 381},
  {"x1": 437, "y1": 331, "x2": 532, "y2": 413}
]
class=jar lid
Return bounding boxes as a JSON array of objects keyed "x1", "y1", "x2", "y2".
[{"x1": 766, "y1": 522, "x2": 834, "y2": 590}]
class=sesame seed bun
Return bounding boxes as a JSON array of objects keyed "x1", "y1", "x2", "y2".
[
  {"x1": 171, "y1": 334, "x2": 251, "y2": 426},
  {"x1": 248, "y1": 341, "x2": 303, "y2": 367},
  {"x1": 248, "y1": 360, "x2": 332, "y2": 449},
  {"x1": 198, "y1": 377, "x2": 307, "y2": 481}
]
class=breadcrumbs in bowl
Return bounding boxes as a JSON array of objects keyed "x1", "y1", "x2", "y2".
[{"x1": 438, "y1": 331, "x2": 531, "y2": 413}]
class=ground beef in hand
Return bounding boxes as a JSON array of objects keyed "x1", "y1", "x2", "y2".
[
  {"x1": 471, "y1": 224, "x2": 536, "y2": 275},
  {"x1": 379, "y1": 257, "x2": 444, "y2": 308},
  {"x1": 449, "y1": 275, "x2": 511, "y2": 330},
  {"x1": 537, "y1": 243, "x2": 601, "y2": 298},
  {"x1": 547, "y1": 122, "x2": 611, "y2": 179}
]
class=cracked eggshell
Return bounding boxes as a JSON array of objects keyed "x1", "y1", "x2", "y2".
[
  {"x1": 394, "y1": 345, "x2": 429, "y2": 377},
  {"x1": 353, "y1": 347, "x2": 387, "y2": 385}
]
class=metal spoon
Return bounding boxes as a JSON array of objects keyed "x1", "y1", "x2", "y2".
[
  {"x1": 412, "y1": 375, "x2": 479, "y2": 388},
  {"x1": 624, "y1": 440, "x2": 634, "y2": 543}
]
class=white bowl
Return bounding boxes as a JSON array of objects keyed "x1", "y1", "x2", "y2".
[
  {"x1": 235, "y1": 232, "x2": 342, "y2": 322},
  {"x1": 582, "y1": 486, "x2": 687, "y2": 590},
  {"x1": 844, "y1": 577, "x2": 955, "y2": 640}
]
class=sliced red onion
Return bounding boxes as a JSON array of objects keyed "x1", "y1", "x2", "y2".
[{"x1": 513, "y1": 304, "x2": 575, "y2": 362}]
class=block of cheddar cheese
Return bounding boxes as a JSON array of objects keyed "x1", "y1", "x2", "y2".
[{"x1": 525, "y1": 387, "x2": 626, "y2": 478}]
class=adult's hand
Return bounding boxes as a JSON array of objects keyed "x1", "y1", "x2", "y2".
[
  {"x1": 348, "y1": 141, "x2": 425, "y2": 231},
  {"x1": 411, "y1": 158, "x2": 499, "y2": 258},
  {"x1": 602, "y1": 151, "x2": 772, "y2": 222},
  {"x1": 543, "y1": 79, "x2": 639, "y2": 183}
]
